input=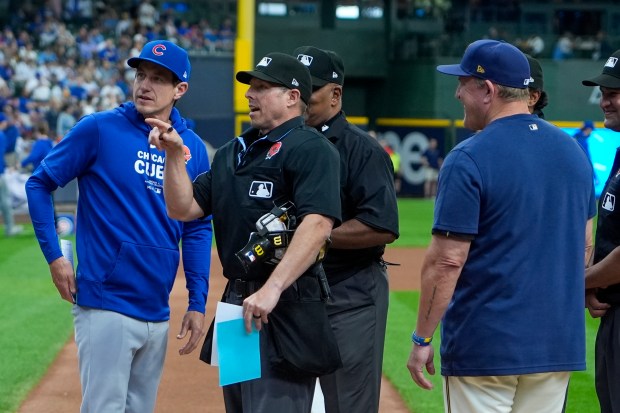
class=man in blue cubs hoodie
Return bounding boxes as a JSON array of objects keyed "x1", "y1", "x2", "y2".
[{"x1": 25, "y1": 40, "x2": 212, "y2": 413}]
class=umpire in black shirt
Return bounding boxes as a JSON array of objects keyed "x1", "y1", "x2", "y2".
[
  {"x1": 294, "y1": 46, "x2": 400, "y2": 413},
  {"x1": 149, "y1": 52, "x2": 341, "y2": 412}
]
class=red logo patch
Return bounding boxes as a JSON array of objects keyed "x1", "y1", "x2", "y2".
[
  {"x1": 183, "y1": 145, "x2": 192, "y2": 164},
  {"x1": 152, "y1": 44, "x2": 166, "y2": 56},
  {"x1": 266, "y1": 142, "x2": 282, "y2": 159}
]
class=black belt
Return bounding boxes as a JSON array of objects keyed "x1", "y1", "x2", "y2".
[
  {"x1": 228, "y1": 278, "x2": 266, "y2": 300},
  {"x1": 596, "y1": 287, "x2": 620, "y2": 307}
]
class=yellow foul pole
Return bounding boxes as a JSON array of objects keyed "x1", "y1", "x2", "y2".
[{"x1": 234, "y1": 0, "x2": 255, "y2": 117}]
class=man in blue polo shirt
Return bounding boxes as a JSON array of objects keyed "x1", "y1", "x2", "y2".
[{"x1": 406, "y1": 39, "x2": 596, "y2": 412}]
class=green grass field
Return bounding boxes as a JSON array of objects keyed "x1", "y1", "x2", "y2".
[
  {"x1": 0, "y1": 199, "x2": 601, "y2": 412},
  {"x1": 392, "y1": 198, "x2": 435, "y2": 247},
  {"x1": 0, "y1": 226, "x2": 74, "y2": 413}
]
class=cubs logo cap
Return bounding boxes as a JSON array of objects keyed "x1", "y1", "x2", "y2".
[
  {"x1": 293, "y1": 46, "x2": 345, "y2": 89},
  {"x1": 525, "y1": 54, "x2": 544, "y2": 90},
  {"x1": 236, "y1": 52, "x2": 312, "y2": 104},
  {"x1": 437, "y1": 39, "x2": 530, "y2": 89},
  {"x1": 127, "y1": 40, "x2": 191, "y2": 82},
  {"x1": 582, "y1": 49, "x2": 620, "y2": 88}
]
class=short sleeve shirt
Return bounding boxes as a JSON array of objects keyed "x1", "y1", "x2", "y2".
[
  {"x1": 435, "y1": 114, "x2": 596, "y2": 376},
  {"x1": 193, "y1": 116, "x2": 341, "y2": 280},
  {"x1": 319, "y1": 112, "x2": 399, "y2": 282},
  {"x1": 595, "y1": 148, "x2": 620, "y2": 304}
]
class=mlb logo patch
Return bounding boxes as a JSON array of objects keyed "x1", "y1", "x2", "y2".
[
  {"x1": 603, "y1": 193, "x2": 615, "y2": 212},
  {"x1": 605, "y1": 57, "x2": 618, "y2": 68},
  {"x1": 249, "y1": 181, "x2": 273, "y2": 198},
  {"x1": 258, "y1": 57, "x2": 272, "y2": 67},
  {"x1": 298, "y1": 54, "x2": 313, "y2": 66}
]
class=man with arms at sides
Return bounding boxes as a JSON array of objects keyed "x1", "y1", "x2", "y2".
[
  {"x1": 25, "y1": 40, "x2": 212, "y2": 413},
  {"x1": 420, "y1": 137, "x2": 443, "y2": 199},
  {"x1": 149, "y1": 52, "x2": 341, "y2": 413},
  {"x1": 293, "y1": 45, "x2": 399, "y2": 413},
  {"x1": 0, "y1": 112, "x2": 22, "y2": 236},
  {"x1": 406, "y1": 39, "x2": 596, "y2": 413},
  {"x1": 582, "y1": 49, "x2": 620, "y2": 413}
]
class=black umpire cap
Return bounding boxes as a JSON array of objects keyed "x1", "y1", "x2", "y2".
[
  {"x1": 293, "y1": 46, "x2": 345, "y2": 89},
  {"x1": 526, "y1": 54, "x2": 544, "y2": 90},
  {"x1": 583, "y1": 49, "x2": 620, "y2": 88},
  {"x1": 236, "y1": 52, "x2": 312, "y2": 104}
]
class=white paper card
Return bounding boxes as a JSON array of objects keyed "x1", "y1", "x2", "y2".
[{"x1": 211, "y1": 301, "x2": 243, "y2": 366}]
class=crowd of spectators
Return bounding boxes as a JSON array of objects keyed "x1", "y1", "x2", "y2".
[
  {"x1": 477, "y1": 25, "x2": 615, "y2": 63},
  {"x1": 0, "y1": 0, "x2": 235, "y2": 168}
]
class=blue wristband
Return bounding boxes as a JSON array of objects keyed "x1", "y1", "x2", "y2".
[{"x1": 411, "y1": 331, "x2": 432, "y2": 346}]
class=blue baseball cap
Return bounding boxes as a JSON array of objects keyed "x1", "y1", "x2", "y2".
[
  {"x1": 437, "y1": 40, "x2": 530, "y2": 89},
  {"x1": 127, "y1": 40, "x2": 190, "y2": 83}
]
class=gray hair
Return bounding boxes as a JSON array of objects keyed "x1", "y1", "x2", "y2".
[{"x1": 474, "y1": 78, "x2": 530, "y2": 102}]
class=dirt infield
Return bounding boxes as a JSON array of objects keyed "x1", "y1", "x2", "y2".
[{"x1": 17, "y1": 247, "x2": 424, "y2": 413}]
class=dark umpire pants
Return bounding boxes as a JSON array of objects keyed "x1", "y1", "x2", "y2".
[
  {"x1": 318, "y1": 260, "x2": 389, "y2": 413},
  {"x1": 221, "y1": 277, "x2": 316, "y2": 413},
  {"x1": 596, "y1": 305, "x2": 620, "y2": 413}
]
